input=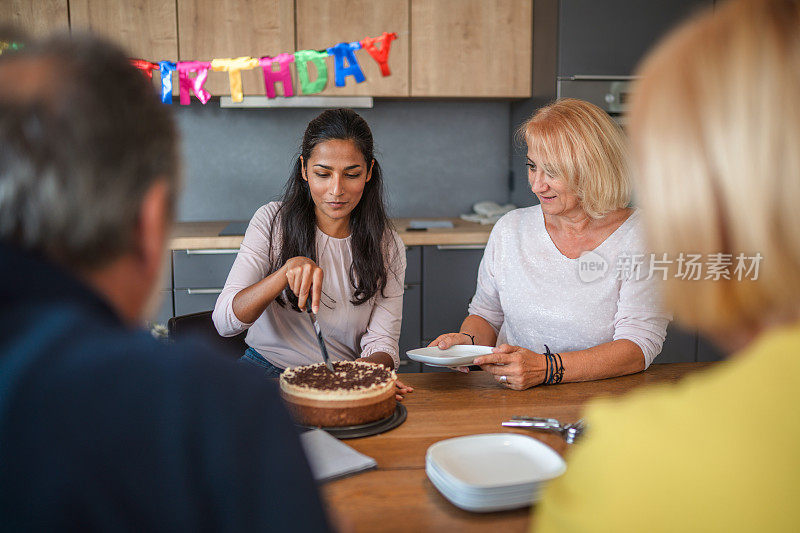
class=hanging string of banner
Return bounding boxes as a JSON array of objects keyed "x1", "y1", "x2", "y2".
[{"x1": 130, "y1": 32, "x2": 397, "y2": 105}]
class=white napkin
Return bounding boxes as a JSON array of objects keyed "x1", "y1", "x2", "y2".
[{"x1": 299, "y1": 429, "x2": 378, "y2": 482}]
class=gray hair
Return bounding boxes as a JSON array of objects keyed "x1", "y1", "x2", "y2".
[{"x1": 0, "y1": 33, "x2": 179, "y2": 269}]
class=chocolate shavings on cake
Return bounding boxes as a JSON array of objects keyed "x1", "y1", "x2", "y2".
[{"x1": 284, "y1": 361, "x2": 392, "y2": 391}]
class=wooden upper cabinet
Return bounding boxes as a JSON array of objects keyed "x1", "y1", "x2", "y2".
[
  {"x1": 2, "y1": 0, "x2": 69, "y2": 38},
  {"x1": 296, "y1": 0, "x2": 409, "y2": 97},
  {"x1": 69, "y1": 0, "x2": 178, "y2": 60},
  {"x1": 177, "y1": 0, "x2": 295, "y2": 97},
  {"x1": 411, "y1": 0, "x2": 532, "y2": 97}
]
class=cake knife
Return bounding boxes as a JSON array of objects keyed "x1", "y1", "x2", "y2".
[{"x1": 307, "y1": 308, "x2": 335, "y2": 373}]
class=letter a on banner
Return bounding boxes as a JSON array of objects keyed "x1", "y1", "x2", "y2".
[{"x1": 327, "y1": 42, "x2": 365, "y2": 87}]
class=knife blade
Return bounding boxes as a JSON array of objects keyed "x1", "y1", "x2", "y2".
[{"x1": 307, "y1": 308, "x2": 335, "y2": 373}]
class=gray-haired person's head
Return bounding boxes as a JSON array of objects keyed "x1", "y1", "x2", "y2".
[{"x1": 0, "y1": 32, "x2": 179, "y2": 270}]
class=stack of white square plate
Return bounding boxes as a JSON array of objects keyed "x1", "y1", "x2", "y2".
[{"x1": 426, "y1": 433, "x2": 566, "y2": 513}]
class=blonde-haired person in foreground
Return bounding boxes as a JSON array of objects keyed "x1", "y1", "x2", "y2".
[
  {"x1": 429, "y1": 98, "x2": 670, "y2": 390},
  {"x1": 535, "y1": 0, "x2": 800, "y2": 530}
]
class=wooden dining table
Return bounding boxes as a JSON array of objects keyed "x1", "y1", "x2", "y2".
[{"x1": 321, "y1": 362, "x2": 717, "y2": 532}]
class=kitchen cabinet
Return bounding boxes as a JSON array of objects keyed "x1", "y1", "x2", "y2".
[
  {"x1": 654, "y1": 324, "x2": 696, "y2": 364},
  {"x1": 171, "y1": 248, "x2": 237, "y2": 318},
  {"x1": 154, "y1": 290, "x2": 174, "y2": 325},
  {"x1": 398, "y1": 246, "x2": 423, "y2": 373},
  {"x1": 697, "y1": 333, "x2": 725, "y2": 362},
  {"x1": 421, "y1": 245, "x2": 484, "y2": 341},
  {"x1": 404, "y1": 245, "x2": 421, "y2": 284},
  {"x1": 69, "y1": 0, "x2": 177, "y2": 60},
  {"x1": 399, "y1": 282, "x2": 422, "y2": 373},
  {"x1": 410, "y1": 0, "x2": 532, "y2": 97},
  {"x1": 69, "y1": 0, "x2": 177, "y2": 95},
  {"x1": 295, "y1": 0, "x2": 409, "y2": 97},
  {"x1": 177, "y1": 0, "x2": 295, "y2": 97},
  {"x1": 3, "y1": 0, "x2": 69, "y2": 37},
  {"x1": 556, "y1": 0, "x2": 711, "y2": 77},
  {"x1": 174, "y1": 288, "x2": 222, "y2": 316},
  {"x1": 172, "y1": 249, "x2": 237, "y2": 289}
]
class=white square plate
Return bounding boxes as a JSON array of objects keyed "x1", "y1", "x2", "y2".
[
  {"x1": 427, "y1": 433, "x2": 566, "y2": 489},
  {"x1": 405, "y1": 345, "x2": 494, "y2": 367}
]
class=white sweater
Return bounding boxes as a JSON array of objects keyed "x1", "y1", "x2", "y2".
[{"x1": 468, "y1": 206, "x2": 670, "y2": 368}]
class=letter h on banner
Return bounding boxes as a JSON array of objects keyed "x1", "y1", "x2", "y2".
[{"x1": 260, "y1": 54, "x2": 295, "y2": 98}]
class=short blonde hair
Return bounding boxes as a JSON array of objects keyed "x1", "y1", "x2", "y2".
[
  {"x1": 629, "y1": 0, "x2": 800, "y2": 336},
  {"x1": 520, "y1": 98, "x2": 630, "y2": 219}
]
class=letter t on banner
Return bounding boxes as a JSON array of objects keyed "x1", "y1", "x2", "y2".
[
  {"x1": 211, "y1": 57, "x2": 259, "y2": 103},
  {"x1": 327, "y1": 42, "x2": 365, "y2": 87},
  {"x1": 177, "y1": 61, "x2": 212, "y2": 105},
  {"x1": 360, "y1": 32, "x2": 397, "y2": 76},
  {"x1": 260, "y1": 54, "x2": 295, "y2": 98}
]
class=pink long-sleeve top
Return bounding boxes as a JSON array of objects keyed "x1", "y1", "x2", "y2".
[{"x1": 213, "y1": 202, "x2": 405, "y2": 370}]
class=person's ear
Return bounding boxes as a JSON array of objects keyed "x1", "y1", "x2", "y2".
[
  {"x1": 366, "y1": 159, "x2": 374, "y2": 183},
  {"x1": 135, "y1": 179, "x2": 171, "y2": 281},
  {"x1": 300, "y1": 156, "x2": 308, "y2": 182}
]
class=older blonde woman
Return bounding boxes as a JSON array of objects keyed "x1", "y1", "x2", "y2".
[
  {"x1": 430, "y1": 99, "x2": 670, "y2": 390},
  {"x1": 535, "y1": 0, "x2": 800, "y2": 530}
]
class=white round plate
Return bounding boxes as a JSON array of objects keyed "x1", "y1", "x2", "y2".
[{"x1": 406, "y1": 345, "x2": 494, "y2": 367}]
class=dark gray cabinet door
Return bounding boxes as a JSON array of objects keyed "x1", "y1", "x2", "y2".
[
  {"x1": 398, "y1": 283, "x2": 422, "y2": 373},
  {"x1": 422, "y1": 245, "x2": 485, "y2": 340},
  {"x1": 152, "y1": 290, "x2": 174, "y2": 326},
  {"x1": 697, "y1": 333, "x2": 726, "y2": 362},
  {"x1": 654, "y1": 324, "x2": 697, "y2": 364},
  {"x1": 173, "y1": 289, "x2": 222, "y2": 316},
  {"x1": 557, "y1": 0, "x2": 711, "y2": 77},
  {"x1": 405, "y1": 246, "x2": 421, "y2": 285},
  {"x1": 172, "y1": 249, "x2": 238, "y2": 289}
]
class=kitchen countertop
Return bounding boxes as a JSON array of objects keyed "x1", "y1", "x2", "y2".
[{"x1": 170, "y1": 218, "x2": 493, "y2": 250}]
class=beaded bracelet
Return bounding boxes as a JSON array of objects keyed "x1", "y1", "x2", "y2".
[{"x1": 543, "y1": 345, "x2": 564, "y2": 385}]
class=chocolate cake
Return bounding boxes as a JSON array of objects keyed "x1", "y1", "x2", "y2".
[{"x1": 279, "y1": 360, "x2": 397, "y2": 427}]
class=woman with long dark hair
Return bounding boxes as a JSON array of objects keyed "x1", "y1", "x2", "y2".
[{"x1": 213, "y1": 109, "x2": 412, "y2": 399}]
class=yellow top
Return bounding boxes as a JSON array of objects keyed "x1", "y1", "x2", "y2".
[{"x1": 535, "y1": 322, "x2": 800, "y2": 532}]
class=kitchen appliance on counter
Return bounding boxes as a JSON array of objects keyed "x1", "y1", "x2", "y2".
[{"x1": 557, "y1": 77, "x2": 633, "y2": 125}]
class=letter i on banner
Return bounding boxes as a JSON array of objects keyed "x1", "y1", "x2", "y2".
[
  {"x1": 210, "y1": 57, "x2": 259, "y2": 103},
  {"x1": 294, "y1": 50, "x2": 328, "y2": 95},
  {"x1": 360, "y1": 32, "x2": 397, "y2": 76},
  {"x1": 327, "y1": 42, "x2": 365, "y2": 87},
  {"x1": 159, "y1": 61, "x2": 177, "y2": 104},
  {"x1": 260, "y1": 54, "x2": 295, "y2": 98},
  {"x1": 177, "y1": 61, "x2": 212, "y2": 105}
]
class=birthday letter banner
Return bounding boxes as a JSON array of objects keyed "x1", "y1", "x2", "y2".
[{"x1": 129, "y1": 32, "x2": 397, "y2": 104}]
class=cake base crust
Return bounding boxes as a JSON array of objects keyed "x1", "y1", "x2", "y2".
[{"x1": 281, "y1": 386, "x2": 396, "y2": 427}]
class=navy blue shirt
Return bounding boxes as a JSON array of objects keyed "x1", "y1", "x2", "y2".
[{"x1": 0, "y1": 242, "x2": 330, "y2": 532}]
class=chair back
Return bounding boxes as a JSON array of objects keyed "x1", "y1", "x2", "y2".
[{"x1": 167, "y1": 310, "x2": 247, "y2": 358}]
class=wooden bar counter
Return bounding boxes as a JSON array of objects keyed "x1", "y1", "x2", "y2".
[{"x1": 321, "y1": 363, "x2": 716, "y2": 532}]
